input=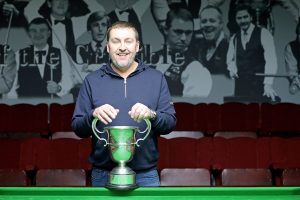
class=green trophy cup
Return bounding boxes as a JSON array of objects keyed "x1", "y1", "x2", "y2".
[{"x1": 92, "y1": 118, "x2": 151, "y2": 190}]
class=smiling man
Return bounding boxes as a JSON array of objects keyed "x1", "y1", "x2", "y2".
[
  {"x1": 71, "y1": 21, "x2": 176, "y2": 187},
  {"x1": 226, "y1": 4, "x2": 279, "y2": 102},
  {"x1": 151, "y1": 8, "x2": 212, "y2": 98},
  {"x1": 71, "y1": 11, "x2": 110, "y2": 101},
  {"x1": 7, "y1": 17, "x2": 73, "y2": 98},
  {"x1": 191, "y1": 6, "x2": 229, "y2": 75}
]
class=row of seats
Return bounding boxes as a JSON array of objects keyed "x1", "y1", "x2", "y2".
[
  {"x1": 0, "y1": 103, "x2": 75, "y2": 137},
  {"x1": 157, "y1": 136, "x2": 300, "y2": 186},
  {"x1": 0, "y1": 138, "x2": 91, "y2": 171},
  {"x1": 0, "y1": 168, "x2": 299, "y2": 186},
  {"x1": 160, "y1": 168, "x2": 300, "y2": 186},
  {"x1": 158, "y1": 137, "x2": 300, "y2": 170},
  {"x1": 1, "y1": 102, "x2": 300, "y2": 137},
  {"x1": 1, "y1": 136, "x2": 299, "y2": 186},
  {"x1": 175, "y1": 102, "x2": 300, "y2": 135}
]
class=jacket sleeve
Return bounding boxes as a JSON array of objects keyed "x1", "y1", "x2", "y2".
[
  {"x1": 71, "y1": 78, "x2": 95, "y2": 138},
  {"x1": 151, "y1": 74, "x2": 176, "y2": 135}
]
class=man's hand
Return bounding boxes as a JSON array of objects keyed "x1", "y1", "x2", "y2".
[
  {"x1": 47, "y1": 81, "x2": 61, "y2": 94},
  {"x1": 263, "y1": 84, "x2": 277, "y2": 101},
  {"x1": 93, "y1": 104, "x2": 119, "y2": 125},
  {"x1": 289, "y1": 75, "x2": 300, "y2": 94},
  {"x1": 128, "y1": 103, "x2": 155, "y2": 122},
  {"x1": 228, "y1": 65, "x2": 238, "y2": 79},
  {"x1": 2, "y1": 2, "x2": 19, "y2": 17}
]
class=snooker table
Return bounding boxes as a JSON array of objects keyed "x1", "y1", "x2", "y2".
[{"x1": 0, "y1": 187, "x2": 300, "y2": 200}]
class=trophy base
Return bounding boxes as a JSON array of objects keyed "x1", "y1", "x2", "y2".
[
  {"x1": 105, "y1": 183, "x2": 138, "y2": 190},
  {"x1": 106, "y1": 167, "x2": 138, "y2": 190}
]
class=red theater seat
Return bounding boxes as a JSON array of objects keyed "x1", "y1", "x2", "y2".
[
  {"x1": 212, "y1": 137, "x2": 271, "y2": 170},
  {"x1": 49, "y1": 103, "x2": 75, "y2": 134},
  {"x1": 0, "y1": 104, "x2": 48, "y2": 136},
  {"x1": 0, "y1": 169, "x2": 28, "y2": 186},
  {"x1": 0, "y1": 139, "x2": 22, "y2": 169},
  {"x1": 219, "y1": 102, "x2": 259, "y2": 132},
  {"x1": 36, "y1": 169, "x2": 86, "y2": 186},
  {"x1": 194, "y1": 103, "x2": 207, "y2": 132},
  {"x1": 160, "y1": 168, "x2": 211, "y2": 186},
  {"x1": 20, "y1": 138, "x2": 81, "y2": 170},
  {"x1": 205, "y1": 103, "x2": 221, "y2": 135},
  {"x1": 174, "y1": 102, "x2": 197, "y2": 131},
  {"x1": 261, "y1": 103, "x2": 300, "y2": 135},
  {"x1": 270, "y1": 137, "x2": 300, "y2": 169},
  {"x1": 282, "y1": 169, "x2": 300, "y2": 186},
  {"x1": 162, "y1": 137, "x2": 197, "y2": 168},
  {"x1": 78, "y1": 138, "x2": 92, "y2": 171},
  {"x1": 221, "y1": 168, "x2": 272, "y2": 186},
  {"x1": 158, "y1": 137, "x2": 212, "y2": 171}
]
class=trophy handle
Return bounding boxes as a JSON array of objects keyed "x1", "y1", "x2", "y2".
[
  {"x1": 135, "y1": 118, "x2": 151, "y2": 147},
  {"x1": 92, "y1": 118, "x2": 109, "y2": 146}
]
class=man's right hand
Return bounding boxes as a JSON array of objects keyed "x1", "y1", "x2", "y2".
[
  {"x1": 228, "y1": 65, "x2": 238, "y2": 79},
  {"x1": 2, "y1": 2, "x2": 19, "y2": 16},
  {"x1": 289, "y1": 75, "x2": 300, "y2": 94},
  {"x1": 93, "y1": 104, "x2": 119, "y2": 125}
]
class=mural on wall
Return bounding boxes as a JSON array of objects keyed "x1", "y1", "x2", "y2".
[{"x1": 0, "y1": 0, "x2": 300, "y2": 104}]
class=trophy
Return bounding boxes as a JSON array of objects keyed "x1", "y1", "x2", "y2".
[{"x1": 92, "y1": 118, "x2": 151, "y2": 190}]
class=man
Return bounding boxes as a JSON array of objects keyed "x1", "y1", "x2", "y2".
[
  {"x1": 71, "y1": 21, "x2": 176, "y2": 187},
  {"x1": 226, "y1": 5, "x2": 278, "y2": 102},
  {"x1": 151, "y1": 0, "x2": 225, "y2": 36},
  {"x1": 151, "y1": 8, "x2": 212, "y2": 97},
  {"x1": 8, "y1": 17, "x2": 73, "y2": 98},
  {"x1": 71, "y1": 11, "x2": 110, "y2": 100},
  {"x1": 0, "y1": 44, "x2": 16, "y2": 96},
  {"x1": 108, "y1": 0, "x2": 150, "y2": 45},
  {"x1": 192, "y1": 6, "x2": 229, "y2": 75},
  {"x1": 284, "y1": 20, "x2": 300, "y2": 94},
  {"x1": 227, "y1": 0, "x2": 299, "y2": 36},
  {"x1": 24, "y1": 0, "x2": 105, "y2": 59}
]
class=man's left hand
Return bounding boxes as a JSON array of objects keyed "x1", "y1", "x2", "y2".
[
  {"x1": 128, "y1": 103, "x2": 155, "y2": 122},
  {"x1": 263, "y1": 84, "x2": 277, "y2": 101}
]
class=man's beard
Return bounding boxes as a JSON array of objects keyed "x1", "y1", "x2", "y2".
[{"x1": 111, "y1": 52, "x2": 136, "y2": 70}]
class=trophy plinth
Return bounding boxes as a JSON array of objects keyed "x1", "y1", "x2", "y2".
[{"x1": 92, "y1": 119, "x2": 151, "y2": 190}]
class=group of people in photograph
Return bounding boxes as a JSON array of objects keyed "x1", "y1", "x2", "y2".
[{"x1": 0, "y1": 0, "x2": 300, "y2": 103}]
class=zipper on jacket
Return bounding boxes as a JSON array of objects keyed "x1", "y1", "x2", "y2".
[{"x1": 124, "y1": 78, "x2": 127, "y2": 99}]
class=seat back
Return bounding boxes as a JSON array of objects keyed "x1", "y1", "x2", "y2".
[
  {"x1": 221, "y1": 168, "x2": 272, "y2": 186},
  {"x1": 49, "y1": 103, "x2": 75, "y2": 134},
  {"x1": 220, "y1": 102, "x2": 259, "y2": 132},
  {"x1": 174, "y1": 103, "x2": 197, "y2": 131},
  {"x1": 282, "y1": 169, "x2": 300, "y2": 186},
  {"x1": 36, "y1": 169, "x2": 86, "y2": 186},
  {"x1": 212, "y1": 137, "x2": 271, "y2": 169},
  {"x1": 0, "y1": 169, "x2": 28, "y2": 186},
  {"x1": 0, "y1": 104, "x2": 48, "y2": 136},
  {"x1": 0, "y1": 139, "x2": 22, "y2": 169},
  {"x1": 261, "y1": 103, "x2": 300, "y2": 134},
  {"x1": 160, "y1": 168, "x2": 211, "y2": 186}
]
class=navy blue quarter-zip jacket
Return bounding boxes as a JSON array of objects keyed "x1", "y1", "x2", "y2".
[{"x1": 71, "y1": 61, "x2": 176, "y2": 171}]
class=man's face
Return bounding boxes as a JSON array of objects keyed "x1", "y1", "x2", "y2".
[
  {"x1": 200, "y1": 8, "x2": 223, "y2": 41},
  {"x1": 114, "y1": 0, "x2": 129, "y2": 10},
  {"x1": 165, "y1": 18, "x2": 193, "y2": 52},
  {"x1": 106, "y1": 27, "x2": 139, "y2": 70},
  {"x1": 48, "y1": 0, "x2": 69, "y2": 17},
  {"x1": 28, "y1": 23, "x2": 50, "y2": 48},
  {"x1": 236, "y1": 10, "x2": 252, "y2": 32},
  {"x1": 90, "y1": 18, "x2": 108, "y2": 43}
]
